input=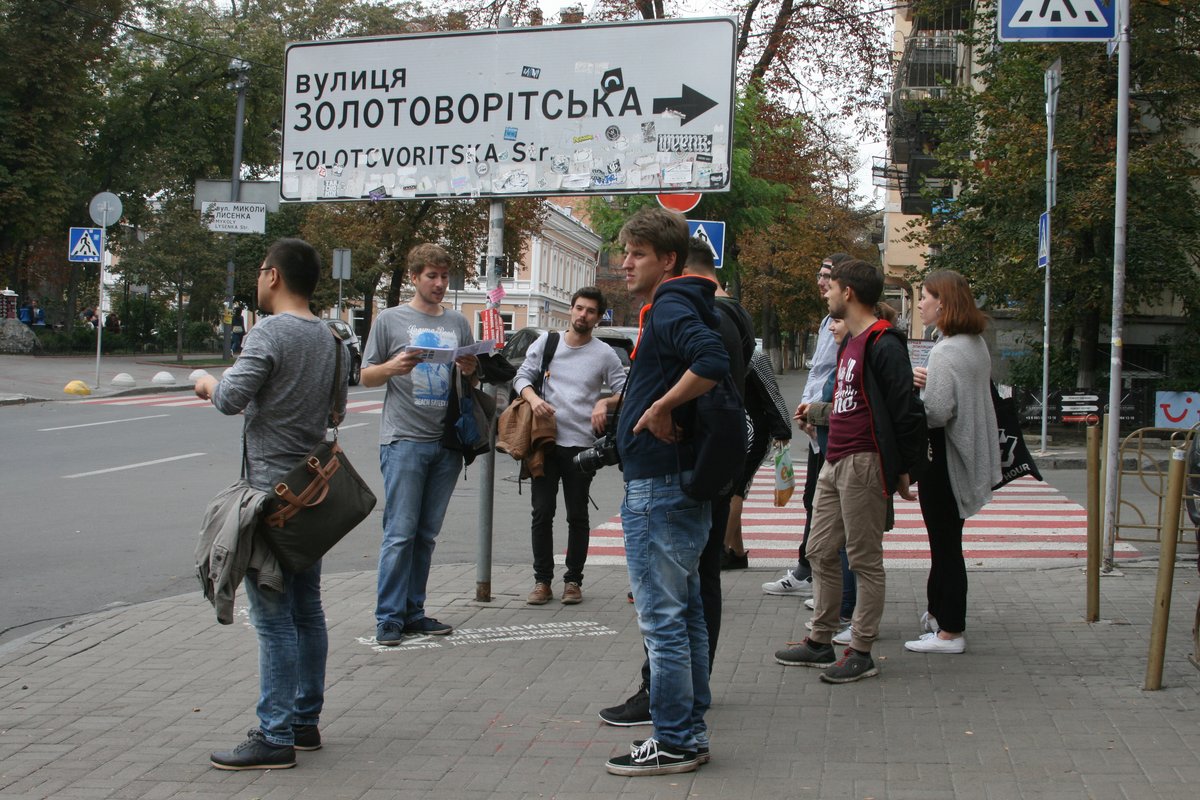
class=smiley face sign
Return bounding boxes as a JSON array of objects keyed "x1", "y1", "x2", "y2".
[{"x1": 1154, "y1": 391, "x2": 1200, "y2": 428}]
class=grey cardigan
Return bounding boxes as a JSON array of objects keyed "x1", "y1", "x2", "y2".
[
  {"x1": 921, "y1": 334, "x2": 1002, "y2": 518},
  {"x1": 195, "y1": 481, "x2": 282, "y2": 624}
]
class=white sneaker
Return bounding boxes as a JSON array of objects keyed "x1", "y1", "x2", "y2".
[
  {"x1": 920, "y1": 611, "x2": 940, "y2": 634},
  {"x1": 832, "y1": 624, "x2": 853, "y2": 646},
  {"x1": 904, "y1": 632, "x2": 965, "y2": 654},
  {"x1": 804, "y1": 598, "x2": 816, "y2": 610},
  {"x1": 762, "y1": 571, "x2": 813, "y2": 596}
]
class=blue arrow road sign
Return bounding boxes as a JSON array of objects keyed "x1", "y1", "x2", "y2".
[
  {"x1": 998, "y1": 0, "x2": 1116, "y2": 43},
  {"x1": 68, "y1": 227, "x2": 103, "y2": 263},
  {"x1": 687, "y1": 220, "x2": 726, "y2": 269},
  {"x1": 1038, "y1": 212, "x2": 1050, "y2": 269}
]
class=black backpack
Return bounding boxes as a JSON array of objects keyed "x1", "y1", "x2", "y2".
[{"x1": 650, "y1": 308, "x2": 747, "y2": 501}]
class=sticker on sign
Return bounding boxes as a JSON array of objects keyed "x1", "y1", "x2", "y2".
[{"x1": 281, "y1": 18, "x2": 736, "y2": 202}]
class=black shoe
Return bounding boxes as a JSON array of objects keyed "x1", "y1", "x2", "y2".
[
  {"x1": 376, "y1": 622, "x2": 405, "y2": 647},
  {"x1": 635, "y1": 738, "x2": 709, "y2": 764},
  {"x1": 606, "y1": 738, "x2": 698, "y2": 776},
  {"x1": 210, "y1": 729, "x2": 295, "y2": 770},
  {"x1": 403, "y1": 617, "x2": 453, "y2": 636},
  {"x1": 292, "y1": 724, "x2": 322, "y2": 751},
  {"x1": 720, "y1": 547, "x2": 749, "y2": 570},
  {"x1": 599, "y1": 687, "x2": 652, "y2": 727}
]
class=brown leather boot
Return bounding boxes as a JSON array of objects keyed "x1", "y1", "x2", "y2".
[{"x1": 561, "y1": 582, "x2": 582, "y2": 605}]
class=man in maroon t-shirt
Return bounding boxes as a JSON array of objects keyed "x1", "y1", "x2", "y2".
[{"x1": 773, "y1": 260, "x2": 926, "y2": 684}]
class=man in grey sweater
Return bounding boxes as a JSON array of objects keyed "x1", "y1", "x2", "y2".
[
  {"x1": 513, "y1": 287, "x2": 625, "y2": 606},
  {"x1": 196, "y1": 238, "x2": 347, "y2": 770}
]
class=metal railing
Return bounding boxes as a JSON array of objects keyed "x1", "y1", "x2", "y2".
[{"x1": 1113, "y1": 426, "x2": 1200, "y2": 544}]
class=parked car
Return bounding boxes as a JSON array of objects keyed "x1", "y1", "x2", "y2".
[
  {"x1": 325, "y1": 318, "x2": 362, "y2": 386},
  {"x1": 500, "y1": 326, "x2": 634, "y2": 395}
]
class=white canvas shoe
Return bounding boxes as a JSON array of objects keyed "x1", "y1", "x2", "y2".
[
  {"x1": 904, "y1": 632, "x2": 965, "y2": 654},
  {"x1": 920, "y1": 611, "x2": 940, "y2": 634}
]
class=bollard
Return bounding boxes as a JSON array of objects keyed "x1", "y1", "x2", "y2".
[
  {"x1": 1086, "y1": 421, "x2": 1102, "y2": 622},
  {"x1": 1144, "y1": 448, "x2": 1186, "y2": 690}
]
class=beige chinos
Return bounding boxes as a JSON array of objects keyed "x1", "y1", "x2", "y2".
[{"x1": 806, "y1": 451, "x2": 889, "y2": 652}]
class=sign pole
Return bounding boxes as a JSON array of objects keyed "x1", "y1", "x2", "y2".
[
  {"x1": 223, "y1": 60, "x2": 250, "y2": 362},
  {"x1": 1101, "y1": 0, "x2": 1131, "y2": 572},
  {"x1": 1040, "y1": 60, "x2": 1060, "y2": 453},
  {"x1": 95, "y1": 225, "x2": 106, "y2": 389}
]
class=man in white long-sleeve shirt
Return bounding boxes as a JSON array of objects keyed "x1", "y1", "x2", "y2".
[
  {"x1": 513, "y1": 287, "x2": 626, "y2": 606},
  {"x1": 762, "y1": 254, "x2": 847, "y2": 597}
]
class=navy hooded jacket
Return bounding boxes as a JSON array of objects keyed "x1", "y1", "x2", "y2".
[{"x1": 617, "y1": 275, "x2": 730, "y2": 481}]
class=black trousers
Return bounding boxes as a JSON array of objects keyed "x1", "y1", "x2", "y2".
[
  {"x1": 640, "y1": 494, "x2": 730, "y2": 690},
  {"x1": 794, "y1": 445, "x2": 825, "y2": 578},
  {"x1": 530, "y1": 445, "x2": 592, "y2": 586},
  {"x1": 919, "y1": 428, "x2": 968, "y2": 633}
]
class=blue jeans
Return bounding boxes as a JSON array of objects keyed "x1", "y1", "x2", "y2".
[
  {"x1": 622, "y1": 472, "x2": 711, "y2": 751},
  {"x1": 376, "y1": 440, "x2": 462, "y2": 629},
  {"x1": 244, "y1": 562, "x2": 327, "y2": 747}
]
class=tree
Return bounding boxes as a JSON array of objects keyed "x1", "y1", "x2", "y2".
[
  {"x1": 910, "y1": 1, "x2": 1200, "y2": 388},
  {"x1": 118, "y1": 195, "x2": 227, "y2": 360}
]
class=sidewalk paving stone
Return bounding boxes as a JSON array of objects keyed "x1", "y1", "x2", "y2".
[{"x1": 0, "y1": 562, "x2": 1197, "y2": 799}]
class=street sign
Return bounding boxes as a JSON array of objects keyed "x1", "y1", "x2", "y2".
[
  {"x1": 687, "y1": 219, "x2": 725, "y2": 268},
  {"x1": 1037, "y1": 211, "x2": 1050, "y2": 269},
  {"x1": 281, "y1": 18, "x2": 737, "y2": 201},
  {"x1": 201, "y1": 202, "x2": 267, "y2": 234},
  {"x1": 68, "y1": 228, "x2": 102, "y2": 263},
  {"x1": 332, "y1": 248, "x2": 352, "y2": 280},
  {"x1": 998, "y1": 0, "x2": 1116, "y2": 42},
  {"x1": 601, "y1": 308, "x2": 613, "y2": 323},
  {"x1": 658, "y1": 193, "x2": 702, "y2": 213},
  {"x1": 89, "y1": 192, "x2": 122, "y2": 227}
]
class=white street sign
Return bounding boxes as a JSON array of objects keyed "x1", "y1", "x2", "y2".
[
  {"x1": 281, "y1": 18, "x2": 737, "y2": 202},
  {"x1": 201, "y1": 202, "x2": 267, "y2": 234}
]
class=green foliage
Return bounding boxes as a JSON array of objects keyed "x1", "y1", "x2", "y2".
[
  {"x1": 909, "y1": 1, "x2": 1200, "y2": 384},
  {"x1": 1006, "y1": 341, "x2": 1079, "y2": 391}
]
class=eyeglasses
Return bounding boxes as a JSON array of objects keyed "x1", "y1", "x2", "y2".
[
  {"x1": 258, "y1": 266, "x2": 274, "y2": 274},
  {"x1": 816, "y1": 271, "x2": 832, "y2": 280}
]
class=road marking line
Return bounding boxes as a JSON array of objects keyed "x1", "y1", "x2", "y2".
[
  {"x1": 39, "y1": 414, "x2": 170, "y2": 432},
  {"x1": 63, "y1": 452, "x2": 206, "y2": 479},
  {"x1": 338, "y1": 422, "x2": 370, "y2": 430}
]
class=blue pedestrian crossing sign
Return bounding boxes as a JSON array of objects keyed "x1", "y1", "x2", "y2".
[
  {"x1": 998, "y1": 0, "x2": 1116, "y2": 42},
  {"x1": 1038, "y1": 212, "x2": 1050, "y2": 269},
  {"x1": 687, "y1": 220, "x2": 726, "y2": 269},
  {"x1": 68, "y1": 227, "x2": 103, "y2": 263},
  {"x1": 601, "y1": 308, "x2": 613, "y2": 323}
]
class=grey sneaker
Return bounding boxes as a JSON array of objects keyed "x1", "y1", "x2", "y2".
[
  {"x1": 762, "y1": 571, "x2": 813, "y2": 596},
  {"x1": 820, "y1": 648, "x2": 880, "y2": 684},
  {"x1": 774, "y1": 638, "x2": 835, "y2": 667}
]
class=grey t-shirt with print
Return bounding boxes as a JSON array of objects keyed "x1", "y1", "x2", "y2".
[
  {"x1": 363, "y1": 304, "x2": 474, "y2": 444},
  {"x1": 211, "y1": 313, "x2": 348, "y2": 492}
]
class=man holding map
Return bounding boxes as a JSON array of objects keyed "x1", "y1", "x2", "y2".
[{"x1": 361, "y1": 243, "x2": 480, "y2": 646}]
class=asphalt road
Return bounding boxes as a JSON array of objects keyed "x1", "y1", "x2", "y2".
[{"x1": 0, "y1": 389, "x2": 629, "y2": 645}]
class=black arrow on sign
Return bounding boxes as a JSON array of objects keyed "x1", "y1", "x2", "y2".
[{"x1": 652, "y1": 85, "x2": 718, "y2": 126}]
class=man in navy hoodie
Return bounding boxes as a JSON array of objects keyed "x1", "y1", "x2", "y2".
[{"x1": 603, "y1": 208, "x2": 729, "y2": 777}]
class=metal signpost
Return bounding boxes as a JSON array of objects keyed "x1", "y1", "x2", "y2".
[
  {"x1": 1039, "y1": 57, "x2": 1059, "y2": 454},
  {"x1": 87, "y1": 192, "x2": 123, "y2": 389},
  {"x1": 998, "y1": 0, "x2": 1126, "y2": 570},
  {"x1": 280, "y1": 18, "x2": 737, "y2": 202},
  {"x1": 332, "y1": 248, "x2": 351, "y2": 318}
]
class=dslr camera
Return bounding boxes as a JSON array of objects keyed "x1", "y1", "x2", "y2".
[{"x1": 572, "y1": 410, "x2": 621, "y2": 475}]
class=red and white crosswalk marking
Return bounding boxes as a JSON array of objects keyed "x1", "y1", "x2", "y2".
[
  {"x1": 79, "y1": 392, "x2": 386, "y2": 414},
  {"x1": 582, "y1": 464, "x2": 1140, "y2": 569}
]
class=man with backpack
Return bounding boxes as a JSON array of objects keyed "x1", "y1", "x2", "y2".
[
  {"x1": 512, "y1": 287, "x2": 625, "y2": 606},
  {"x1": 603, "y1": 208, "x2": 731, "y2": 777},
  {"x1": 774, "y1": 259, "x2": 926, "y2": 683}
]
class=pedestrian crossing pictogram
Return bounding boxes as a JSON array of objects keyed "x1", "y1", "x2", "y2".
[
  {"x1": 68, "y1": 228, "x2": 102, "y2": 262},
  {"x1": 1009, "y1": 0, "x2": 1109, "y2": 27},
  {"x1": 581, "y1": 464, "x2": 1140, "y2": 570}
]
